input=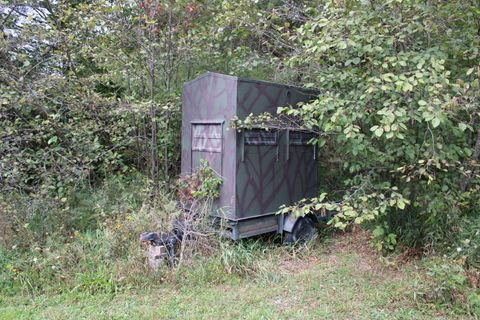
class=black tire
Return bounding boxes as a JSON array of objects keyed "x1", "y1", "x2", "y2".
[{"x1": 283, "y1": 216, "x2": 318, "y2": 244}]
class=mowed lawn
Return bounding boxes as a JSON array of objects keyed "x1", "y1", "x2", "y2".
[{"x1": 0, "y1": 232, "x2": 467, "y2": 320}]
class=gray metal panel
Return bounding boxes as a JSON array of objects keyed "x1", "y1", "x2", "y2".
[{"x1": 181, "y1": 73, "x2": 237, "y2": 218}]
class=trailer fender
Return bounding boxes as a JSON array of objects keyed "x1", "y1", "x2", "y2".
[
  {"x1": 283, "y1": 213, "x2": 319, "y2": 233},
  {"x1": 283, "y1": 213, "x2": 300, "y2": 233}
]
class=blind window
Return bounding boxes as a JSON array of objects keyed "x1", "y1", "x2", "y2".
[
  {"x1": 289, "y1": 132, "x2": 315, "y2": 146},
  {"x1": 244, "y1": 129, "x2": 277, "y2": 146},
  {"x1": 192, "y1": 124, "x2": 222, "y2": 152}
]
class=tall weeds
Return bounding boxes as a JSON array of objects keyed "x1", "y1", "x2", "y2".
[
  {"x1": 0, "y1": 174, "x2": 176, "y2": 296},
  {"x1": 0, "y1": 173, "x2": 296, "y2": 296}
]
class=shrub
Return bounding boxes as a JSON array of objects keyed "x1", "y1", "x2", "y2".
[
  {"x1": 176, "y1": 159, "x2": 222, "y2": 204},
  {"x1": 259, "y1": 0, "x2": 480, "y2": 258}
]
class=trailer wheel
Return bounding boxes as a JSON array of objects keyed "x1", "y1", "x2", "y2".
[{"x1": 283, "y1": 216, "x2": 318, "y2": 244}]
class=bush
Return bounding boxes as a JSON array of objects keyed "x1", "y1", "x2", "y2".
[
  {"x1": 255, "y1": 0, "x2": 480, "y2": 263},
  {"x1": 176, "y1": 159, "x2": 222, "y2": 204}
]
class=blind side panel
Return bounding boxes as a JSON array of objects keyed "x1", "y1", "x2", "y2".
[
  {"x1": 236, "y1": 144, "x2": 279, "y2": 218},
  {"x1": 182, "y1": 74, "x2": 237, "y2": 217},
  {"x1": 278, "y1": 131, "x2": 317, "y2": 206},
  {"x1": 235, "y1": 79, "x2": 319, "y2": 219},
  {"x1": 191, "y1": 152, "x2": 222, "y2": 178}
]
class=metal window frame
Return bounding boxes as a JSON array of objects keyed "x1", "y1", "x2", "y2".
[
  {"x1": 286, "y1": 130, "x2": 317, "y2": 161},
  {"x1": 243, "y1": 129, "x2": 278, "y2": 146},
  {"x1": 241, "y1": 128, "x2": 279, "y2": 163},
  {"x1": 190, "y1": 121, "x2": 224, "y2": 153},
  {"x1": 190, "y1": 120, "x2": 225, "y2": 174},
  {"x1": 289, "y1": 131, "x2": 316, "y2": 146}
]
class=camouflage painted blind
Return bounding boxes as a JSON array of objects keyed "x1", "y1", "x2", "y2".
[
  {"x1": 192, "y1": 124, "x2": 222, "y2": 152},
  {"x1": 244, "y1": 129, "x2": 277, "y2": 145}
]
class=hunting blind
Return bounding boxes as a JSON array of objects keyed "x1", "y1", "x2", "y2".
[{"x1": 182, "y1": 72, "x2": 320, "y2": 241}]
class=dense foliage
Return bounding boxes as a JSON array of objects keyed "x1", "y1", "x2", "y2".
[
  {"x1": 278, "y1": 1, "x2": 480, "y2": 260},
  {"x1": 0, "y1": 0, "x2": 274, "y2": 246},
  {"x1": 177, "y1": 160, "x2": 222, "y2": 204}
]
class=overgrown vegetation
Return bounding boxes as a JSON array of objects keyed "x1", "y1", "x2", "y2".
[
  {"x1": 176, "y1": 159, "x2": 222, "y2": 204},
  {"x1": 173, "y1": 160, "x2": 223, "y2": 267},
  {"x1": 278, "y1": 0, "x2": 480, "y2": 261},
  {"x1": 1, "y1": 0, "x2": 479, "y2": 317},
  {"x1": 1, "y1": 231, "x2": 477, "y2": 319}
]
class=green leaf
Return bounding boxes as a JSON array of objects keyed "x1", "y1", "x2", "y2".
[
  {"x1": 48, "y1": 136, "x2": 58, "y2": 145},
  {"x1": 374, "y1": 127, "x2": 384, "y2": 137},
  {"x1": 372, "y1": 226, "x2": 385, "y2": 237},
  {"x1": 417, "y1": 60, "x2": 425, "y2": 69},
  {"x1": 325, "y1": 203, "x2": 336, "y2": 211},
  {"x1": 317, "y1": 193, "x2": 327, "y2": 202},
  {"x1": 402, "y1": 82, "x2": 413, "y2": 92},
  {"x1": 431, "y1": 118, "x2": 440, "y2": 128}
]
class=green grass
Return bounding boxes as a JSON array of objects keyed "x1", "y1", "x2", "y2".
[{"x1": 0, "y1": 233, "x2": 473, "y2": 320}]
